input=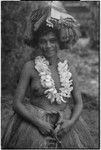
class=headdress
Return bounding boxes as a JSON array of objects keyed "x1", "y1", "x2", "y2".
[{"x1": 25, "y1": 1, "x2": 80, "y2": 46}]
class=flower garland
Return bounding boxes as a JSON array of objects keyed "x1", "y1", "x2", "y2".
[{"x1": 35, "y1": 56, "x2": 73, "y2": 104}]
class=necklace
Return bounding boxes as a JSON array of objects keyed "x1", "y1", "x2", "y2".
[{"x1": 35, "y1": 56, "x2": 73, "y2": 104}]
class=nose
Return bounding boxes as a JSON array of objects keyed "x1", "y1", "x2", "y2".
[{"x1": 47, "y1": 41, "x2": 51, "y2": 48}]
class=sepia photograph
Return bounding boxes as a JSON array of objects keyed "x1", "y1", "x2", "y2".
[{"x1": 1, "y1": 1, "x2": 100, "y2": 149}]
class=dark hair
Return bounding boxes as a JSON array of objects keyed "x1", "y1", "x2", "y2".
[
  {"x1": 24, "y1": 21, "x2": 80, "y2": 49},
  {"x1": 24, "y1": 22, "x2": 64, "y2": 48}
]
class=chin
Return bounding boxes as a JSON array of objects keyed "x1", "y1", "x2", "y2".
[
  {"x1": 46, "y1": 52, "x2": 57, "y2": 57},
  {"x1": 46, "y1": 54, "x2": 55, "y2": 58}
]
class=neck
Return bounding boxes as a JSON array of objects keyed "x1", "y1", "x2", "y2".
[{"x1": 46, "y1": 55, "x2": 58, "y2": 66}]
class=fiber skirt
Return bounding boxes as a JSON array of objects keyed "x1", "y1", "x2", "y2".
[{"x1": 2, "y1": 105, "x2": 96, "y2": 149}]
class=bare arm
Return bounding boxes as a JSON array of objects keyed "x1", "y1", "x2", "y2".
[
  {"x1": 70, "y1": 66, "x2": 83, "y2": 124},
  {"x1": 55, "y1": 65, "x2": 83, "y2": 136},
  {"x1": 13, "y1": 62, "x2": 41, "y2": 126},
  {"x1": 13, "y1": 62, "x2": 53, "y2": 135}
]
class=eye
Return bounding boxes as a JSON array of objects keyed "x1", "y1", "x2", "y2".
[{"x1": 50, "y1": 38, "x2": 57, "y2": 43}]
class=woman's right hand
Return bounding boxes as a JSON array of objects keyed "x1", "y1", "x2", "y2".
[{"x1": 37, "y1": 120, "x2": 54, "y2": 136}]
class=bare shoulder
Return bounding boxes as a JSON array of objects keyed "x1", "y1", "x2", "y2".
[
  {"x1": 69, "y1": 63, "x2": 77, "y2": 76},
  {"x1": 22, "y1": 60, "x2": 35, "y2": 76},
  {"x1": 68, "y1": 61, "x2": 79, "y2": 84},
  {"x1": 68, "y1": 62, "x2": 81, "y2": 93}
]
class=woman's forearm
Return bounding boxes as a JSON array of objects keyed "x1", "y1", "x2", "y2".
[
  {"x1": 13, "y1": 102, "x2": 42, "y2": 128},
  {"x1": 70, "y1": 102, "x2": 83, "y2": 124}
]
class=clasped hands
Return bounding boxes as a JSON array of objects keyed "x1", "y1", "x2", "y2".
[
  {"x1": 38, "y1": 110, "x2": 74, "y2": 137},
  {"x1": 54, "y1": 116, "x2": 73, "y2": 138}
]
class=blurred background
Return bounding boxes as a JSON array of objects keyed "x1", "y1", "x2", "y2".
[{"x1": 1, "y1": 1, "x2": 100, "y2": 147}]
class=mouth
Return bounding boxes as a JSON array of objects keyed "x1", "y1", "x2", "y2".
[
  {"x1": 46, "y1": 50, "x2": 56, "y2": 56},
  {"x1": 46, "y1": 48, "x2": 57, "y2": 53}
]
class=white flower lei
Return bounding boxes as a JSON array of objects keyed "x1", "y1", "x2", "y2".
[{"x1": 35, "y1": 56, "x2": 73, "y2": 104}]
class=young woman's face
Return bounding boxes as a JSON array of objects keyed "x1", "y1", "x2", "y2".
[{"x1": 39, "y1": 32, "x2": 60, "y2": 58}]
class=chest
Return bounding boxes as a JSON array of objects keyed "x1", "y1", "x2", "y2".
[{"x1": 31, "y1": 66, "x2": 61, "y2": 93}]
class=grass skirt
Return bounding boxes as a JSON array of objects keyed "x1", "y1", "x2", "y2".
[{"x1": 2, "y1": 105, "x2": 96, "y2": 149}]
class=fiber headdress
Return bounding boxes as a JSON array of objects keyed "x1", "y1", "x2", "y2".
[{"x1": 25, "y1": 1, "x2": 80, "y2": 46}]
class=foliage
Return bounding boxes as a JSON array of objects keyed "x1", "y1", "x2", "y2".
[
  {"x1": 79, "y1": 2, "x2": 100, "y2": 49},
  {"x1": 88, "y1": 2, "x2": 100, "y2": 49},
  {"x1": 1, "y1": 1, "x2": 99, "y2": 96},
  {"x1": 1, "y1": 1, "x2": 37, "y2": 94}
]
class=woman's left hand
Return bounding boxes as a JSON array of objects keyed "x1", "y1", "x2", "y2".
[{"x1": 55, "y1": 120, "x2": 74, "y2": 137}]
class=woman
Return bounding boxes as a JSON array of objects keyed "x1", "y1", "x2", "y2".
[{"x1": 2, "y1": 1, "x2": 96, "y2": 148}]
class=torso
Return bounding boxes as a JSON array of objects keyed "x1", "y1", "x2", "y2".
[{"x1": 28, "y1": 57, "x2": 73, "y2": 112}]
